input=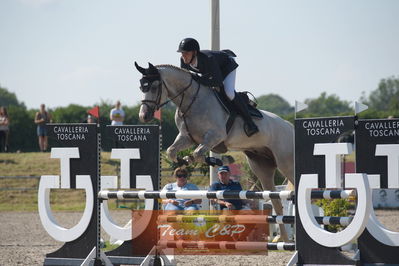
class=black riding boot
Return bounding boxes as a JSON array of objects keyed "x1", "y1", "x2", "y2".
[{"x1": 232, "y1": 95, "x2": 259, "y2": 137}]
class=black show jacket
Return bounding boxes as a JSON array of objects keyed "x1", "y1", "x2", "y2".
[{"x1": 180, "y1": 50, "x2": 238, "y2": 88}]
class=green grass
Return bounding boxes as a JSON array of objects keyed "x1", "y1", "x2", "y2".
[
  {"x1": 0, "y1": 151, "x2": 245, "y2": 211},
  {"x1": 0, "y1": 152, "x2": 122, "y2": 211},
  {"x1": 102, "y1": 241, "x2": 123, "y2": 252},
  {"x1": 1, "y1": 150, "x2": 353, "y2": 212},
  {"x1": 0, "y1": 151, "x2": 124, "y2": 177}
]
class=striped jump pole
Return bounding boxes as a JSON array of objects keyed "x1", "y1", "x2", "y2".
[
  {"x1": 99, "y1": 190, "x2": 293, "y2": 200},
  {"x1": 310, "y1": 190, "x2": 356, "y2": 199},
  {"x1": 98, "y1": 189, "x2": 355, "y2": 200},
  {"x1": 157, "y1": 215, "x2": 353, "y2": 226},
  {"x1": 157, "y1": 240, "x2": 296, "y2": 251}
]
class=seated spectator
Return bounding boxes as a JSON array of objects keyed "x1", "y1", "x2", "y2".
[
  {"x1": 209, "y1": 165, "x2": 244, "y2": 210},
  {"x1": 161, "y1": 168, "x2": 201, "y2": 211}
]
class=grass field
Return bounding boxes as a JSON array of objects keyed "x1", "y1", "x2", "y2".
[
  {"x1": 0, "y1": 152, "x2": 114, "y2": 211},
  {"x1": 0, "y1": 151, "x2": 355, "y2": 212},
  {"x1": 0, "y1": 151, "x2": 248, "y2": 211}
]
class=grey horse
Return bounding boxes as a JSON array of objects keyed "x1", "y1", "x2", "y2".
[{"x1": 135, "y1": 62, "x2": 294, "y2": 241}]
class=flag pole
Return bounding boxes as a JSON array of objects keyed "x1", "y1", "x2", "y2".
[{"x1": 210, "y1": 0, "x2": 221, "y2": 202}]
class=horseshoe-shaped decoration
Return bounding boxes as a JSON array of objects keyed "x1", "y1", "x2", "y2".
[
  {"x1": 298, "y1": 173, "x2": 372, "y2": 247},
  {"x1": 38, "y1": 174, "x2": 94, "y2": 242},
  {"x1": 101, "y1": 175, "x2": 154, "y2": 241},
  {"x1": 366, "y1": 174, "x2": 399, "y2": 246},
  {"x1": 367, "y1": 211, "x2": 399, "y2": 246}
]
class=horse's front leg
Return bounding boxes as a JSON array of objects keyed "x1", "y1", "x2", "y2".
[{"x1": 166, "y1": 133, "x2": 195, "y2": 162}]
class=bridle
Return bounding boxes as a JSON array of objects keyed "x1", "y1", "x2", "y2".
[
  {"x1": 140, "y1": 72, "x2": 200, "y2": 118},
  {"x1": 138, "y1": 66, "x2": 202, "y2": 144}
]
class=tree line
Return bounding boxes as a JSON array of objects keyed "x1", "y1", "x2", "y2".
[{"x1": 0, "y1": 75, "x2": 398, "y2": 152}]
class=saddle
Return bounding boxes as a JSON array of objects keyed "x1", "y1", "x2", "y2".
[{"x1": 211, "y1": 89, "x2": 263, "y2": 153}]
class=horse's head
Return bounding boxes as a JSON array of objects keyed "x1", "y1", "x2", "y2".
[{"x1": 135, "y1": 62, "x2": 165, "y2": 122}]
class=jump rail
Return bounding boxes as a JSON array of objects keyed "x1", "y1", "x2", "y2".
[
  {"x1": 157, "y1": 240, "x2": 296, "y2": 251},
  {"x1": 158, "y1": 215, "x2": 353, "y2": 226},
  {"x1": 157, "y1": 240, "x2": 355, "y2": 252},
  {"x1": 98, "y1": 189, "x2": 355, "y2": 200}
]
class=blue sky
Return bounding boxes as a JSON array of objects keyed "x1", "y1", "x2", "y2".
[{"x1": 0, "y1": 0, "x2": 398, "y2": 110}]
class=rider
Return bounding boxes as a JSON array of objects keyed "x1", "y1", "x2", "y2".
[{"x1": 177, "y1": 37, "x2": 259, "y2": 137}]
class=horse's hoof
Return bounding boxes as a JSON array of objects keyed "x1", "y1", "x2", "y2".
[
  {"x1": 176, "y1": 157, "x2": 189, "y2": 166},
  {"x1": 272, "y1": 235, "x2": 282, "y2": 242},
  {"x1": 183, "y1": 155, "x2": 195, "y2": 164},
  {"x1": 205, "y1": 157, "x2": 223, "y2": 166},
  {"x1": 221, "y1": 155, "x2": 235, "y2": 164}
]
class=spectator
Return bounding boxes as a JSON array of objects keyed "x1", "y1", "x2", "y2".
[
  {"x1": 209, "y1": 165, "x2": 244, "y2": 210},
  {"x1": 0, "y1": 106, "x2": 9, "y2": 152},
  {"x1": 109, "y1": 100, "x2": 125, "y2": 125},
  {"x1": 86, "y1": 115, "x2": 96, "y2": 124},
  {"x1": 161, "y1": 168, "x2": 201, "y2": 211},
  {"x1": 34, "y1": 104, "x2": 52, "y2": 152}
]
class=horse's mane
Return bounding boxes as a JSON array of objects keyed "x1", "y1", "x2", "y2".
[{"x1": 155, "y1": 64, "x2": 191, "y2": 75}]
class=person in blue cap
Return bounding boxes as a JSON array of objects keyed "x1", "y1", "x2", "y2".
[{"x1": 209, "y1": 165, "x2": 244, "y2": 210}]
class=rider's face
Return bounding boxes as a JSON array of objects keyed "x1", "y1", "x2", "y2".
[{"x1": 181, "y1": 51, "x2": 195, "y2": 64}]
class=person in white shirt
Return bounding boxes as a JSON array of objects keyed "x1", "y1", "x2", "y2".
[
  {"x1": 109, "y1": 100, "x2": 125, "y2": 125},
  {"x1": 161, "y1": 168, "x2": 202, "y2": 211}
]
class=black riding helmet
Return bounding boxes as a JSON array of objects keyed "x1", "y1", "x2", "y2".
[{"x1": 177, "y1": 38, "x2": 200, "y2": 52}]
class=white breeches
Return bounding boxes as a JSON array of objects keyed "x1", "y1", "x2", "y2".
[{"x1": 223, "y1": 69, "x2": 236, "y2": 100}]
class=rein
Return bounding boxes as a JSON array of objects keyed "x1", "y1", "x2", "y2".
[
  {"x1": 177, "y1": 80, "x2": 200, "y2": 118},
  {"x1": 180, "y1": 81, "x2": 201, "y2": 145}
]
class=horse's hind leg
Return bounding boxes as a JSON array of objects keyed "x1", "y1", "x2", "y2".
[
  {"x1": 275, "y1": 152, "x2": 295, "y2": 190},
  {"x1": 245, "y1": 150, "x2": 290, "y2": 242}
]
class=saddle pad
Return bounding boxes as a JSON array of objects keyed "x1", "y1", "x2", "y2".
[
  {"x1": 210, "y1": 89, "x2": 263, "y2": 154},
  {"x1": 212, "y1": 90, "x2": 263, "y2": 119}
]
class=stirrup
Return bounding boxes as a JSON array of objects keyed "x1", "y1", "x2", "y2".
[{"x1": 244, "y1": 123, "x2": 259, "y2": 137}]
